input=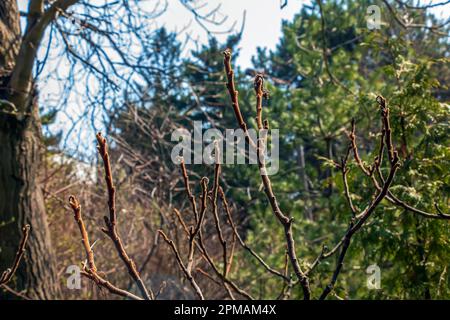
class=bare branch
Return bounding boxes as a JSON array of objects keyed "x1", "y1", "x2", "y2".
[
  {"x1": 95, "y1": 133, "x2": 153, "y2": 300},
  {"x1": 0, "y1": 225, "x2": 30, "y2": 286},
  {"x1": 158, "y1": 230, "x2": 205, "y2": 300},
  {"x1": 68, "y1": 195, "x2": 142, "y2": 300},
  {"x1": 319, "y1": 96, "x2": 401, "y2": 300},
  {"x1": 223, "y1": 50, "x2": 311, "y2": 299}
]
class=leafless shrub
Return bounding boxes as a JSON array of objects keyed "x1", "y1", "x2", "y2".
[{"x1": 63, "y1": 50, "x2": 449, "y2": 300}]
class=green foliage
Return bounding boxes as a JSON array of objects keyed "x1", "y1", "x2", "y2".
[
  {"x1": 232, "y1": 0, "x2": 449, "y2": 299},
  {"x1": 110, "y1": 1, "x2": 449, "y2": 299}
]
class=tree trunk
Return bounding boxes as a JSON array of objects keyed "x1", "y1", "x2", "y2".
[
  {"x1": 0, "y1": 0, "x2": 60, "y2": 299},
  {"x1": 0, "y1": 103, "x2": 60, "y2": 299},
  {"x1": 0, "y1": 1, "x2": 21, "y2": 76}
]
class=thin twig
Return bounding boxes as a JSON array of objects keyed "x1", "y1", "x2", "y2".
[
  {"x1": 219, "y1": 187, "x2": 289, "y2": 281},
  {"x1": 158, "y1": 230, "x2": 205, "y2": 300},
  {"x1": 223, "y1": 50, "x2": 310, "y2": 299},
  {"x1": 68, "y1": 195, "x2": 142, "y2": 300},
  {"x1": 96, "y1": 133, "x2": 153, "y2": 300},
  {"x1": 0, "y1": 225, "x2": 31, "y2": 286},
  {"x1": 180, "y1": 157, "x2": 199, "y2": 223},
  {"x1": 319, "y1": 96, "x2": 401, "y2": 300},
  {"x1": 341, "y1": 144, "x2": 357, "y2": 216},
  {"x1": 210, "y1": 146, "x2": 227, "y2": 276}
]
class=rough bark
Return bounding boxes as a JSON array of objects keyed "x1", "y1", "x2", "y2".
[
  {"x1": 0, "y1": 0, "x2": 21, "y2": 76},
  {"x1": 0, "y1": 105, "x2": 60, "y2": 299}
]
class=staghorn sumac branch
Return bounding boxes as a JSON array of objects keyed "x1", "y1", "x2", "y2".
[
  {"x1": 221, "y1": 50, "x2": 447, "y2": 300},
  {"x1": 319, "y1": 96, "x2": 401, "y2": 299},
  {"x1": 68, "y1": 133, "x2": 153, "y2": 300},
  {"x1": 307, "y1": 94, "x2": 449, "y2": 285},
  {"x1": 346, "y1": 100, "x2": 449, "y2": 220},
  {"x1": 95, "y1": 133, "x2": 154, "y2": 300},
  {"x1": 68, "y1": 195, "x2": 142, "y2": 300},
  {"x1": 162, "y1": 160, "x2": 253, "y2": 300},
  {"x1": 223, "y1": 49, "x2": 311, "y2": 300}
]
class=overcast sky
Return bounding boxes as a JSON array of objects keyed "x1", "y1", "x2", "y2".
[
  {"x1": 150, "y1": 0, "x2": 307, "y2": 68},
  {"x1": 142, "y1": 0, "x2": 448, "y2": 68},
  {"x1": 18, "y1": 0, "x2": 448, "y2": 69},
  {"x1": 16, "y1": 0, "x2": 307, "y2": 69}
]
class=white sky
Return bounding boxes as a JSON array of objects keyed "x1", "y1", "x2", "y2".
[
  {"x1": 149, "y1": 0, "x2": 307, "y2": 68},
  {"x1": 18, "y1": 0, "x2": 448, "y2": 69},
  {"x1": 135, "y1": 0, "x2": 448, "y2": 68},
  {"x1": 17, "y1": 0, "x2": 306, "y2": 68}
]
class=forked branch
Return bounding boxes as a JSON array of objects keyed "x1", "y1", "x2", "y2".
[
  {"x1": 319, "y1": 96, "x2": 400, "y2": 300},
  {"x1": 223, "y1": 49, "x2": 311, "y2": 299},
  {"x1": 68, "y1": 133, "x2": 153, "y2": 300},
  {"x1": 68, "y1": 195, "x2": 142, "y2": 300}
]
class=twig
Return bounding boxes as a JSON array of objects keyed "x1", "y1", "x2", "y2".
[
  {"x1": 187, "y1": 177, "x2": 209, "y2": 274},
  {"x1": 210, "y1": 146, "x2": 228, "y2": 276},
  {"x1": 96, "y1": 133, "x2": 153, "y2": 300},
  {"x1": 0, "y1": 284, "x2": 31, "y2": 300},
  {"x1": 154, "y1": 281, "x2": 167, "y2": 299},
  {"x1": 382, "y1": 0, "x2": 450, "y2": 33},
  {"x1": 158, "y1": 176, "x2": 209, "y2": 300},
  {"x1": 276, "y1": 250, "x2": 294, "y2": 300},
  {"x1": 348, "y1": 118, "x2": 370, "y2": 177},
  {"x1": 180, "y1": 157, "x2": 199, "y2": 223},
  {"x1": 319, "y1": 96, "x2": 401, "y2": 300},
  {"x1": 223, "y1": 50, "x2": 310, "y2": 299},
  {"x1": 69, "y1": 196, "x2": 97, "y2": 273},
  {"x1": 341, "y1": 144, "x2": 357, "y2": 217},
  {"x1": 223, "y1": 49, "x2": 257, "y2": 151},
  {"x1": 219, "y1": 187, "x2": 289, "y2": 281},
  {"x1": 68, "y1": 195, "x2": 142, "y2": 300},
  {"x1": 316, "y1": 0, "x2": 356, "y2": 97},
  {"x1": 196, "y1": 268, "x2": 222, "y2": 286},
  {"x1": 158, "y1": 230, "x2": 205, "y2": 300},
  {"x1": 208, "y1": 150, "x2": 236, "y2": 299},
  {"x1": 81, "y1": 270, "x2": 143, "y2": 300},
  {"x1": 0, "y1": 225, "x2": 30, "y2": 286},
  {"x1": 174, "y1": 193, "x2": 252, "y2": 300},
  {"x1": 196, "y1": 230, "x2": 254, "y2": 300}
]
